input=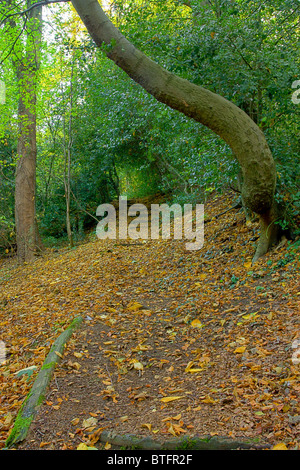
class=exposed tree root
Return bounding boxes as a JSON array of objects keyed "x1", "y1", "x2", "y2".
[
  {"x1": 252, "y1": 206, "x2": 283, "y2": 264},
  {"x1": 96, "y1": 429, "x2": 271, "y2": 450}
]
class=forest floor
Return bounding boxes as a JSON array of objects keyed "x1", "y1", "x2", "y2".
[{"x1": 0, "y1": 191, "x2": 299, "y2": 451}]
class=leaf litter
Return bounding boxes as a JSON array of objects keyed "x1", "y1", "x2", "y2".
[{"x1": 0, "y1": 191, "x2": 299, "y2": 450}]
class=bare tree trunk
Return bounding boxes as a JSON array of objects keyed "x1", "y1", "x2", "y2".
[
  {"x1": 63, "y1": 138, "x2": 73, "y2": 248},
  {"x1": 15, "y1": 69, "x2": 37, "y2": 262},
  {"x1": 155, "y1": 154, "x2": 190, "y2": 194},
  {"x1": 14, "y1": 1, "x2": 42, "y2": 263},
  {"x1": 63, "y1": 63, "x2": 74, "y2": 248}
]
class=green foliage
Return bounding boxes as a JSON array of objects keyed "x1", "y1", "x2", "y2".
[
  {"x1": 0, "y1": 136, "x2": 16, "y2": 252},
  {"x1": 0, "y1": 0, "x2": 299, "y2": 245}
]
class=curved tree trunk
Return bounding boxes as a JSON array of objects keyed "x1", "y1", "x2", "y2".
[{"x1": 71, "y1": 0, "x2": 282, "y2": 262}]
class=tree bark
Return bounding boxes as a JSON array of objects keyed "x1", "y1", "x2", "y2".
[
  {"x1": 14, "y1": 0, "x2": 42, "y2": 262},
  {"x1": 62, "y1": 62, "x2": 74, "y2": 248},
  {"x1": 71, "y1": 0, "x2": 280, "y2": 262}
]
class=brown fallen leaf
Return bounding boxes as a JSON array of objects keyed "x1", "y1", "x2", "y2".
[{"x1": 40, "y1": 441, "x2": 52, "y2": 448}]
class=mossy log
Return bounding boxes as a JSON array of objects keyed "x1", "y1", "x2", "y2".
[
  {"x1": 98, "y1": 430, "x2": 271, "y2": 450},
  {"x1": 5, "y1": 316, "x2": 83, "y2": 449}
]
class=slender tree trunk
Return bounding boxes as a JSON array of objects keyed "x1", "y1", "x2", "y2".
[
  {"x1": 155, "y1": 154, "x2": 190, "y2": 194},
  {"x1": 71, "y1": 0, "x2": 282, "y2": 262},
  {"x1": 63, "y1": 138, "x2": 73, "y2": 247},
  {"x1": 15, "y1": 64, "x2": 37, "y2": 262},
  {"x1": 64, "y1": 142, "x2": 73, "y2": 248},
  {"x1": 63, "y1": 63, "x2": 74, "y2": 248},
  {"x1": 14, "y1": 1, "x2": 42, "y2": 263},
  {"x1": 109, "y1": 159, "x2": 120, "y2": 198}
]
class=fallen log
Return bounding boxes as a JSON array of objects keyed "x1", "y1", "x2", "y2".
[
  {"x1": 5, "y1": 316, "x2": 83, "y2": 449},
  {"x1": 97, "y1": 429, "x2": 271, "y2": 450}
]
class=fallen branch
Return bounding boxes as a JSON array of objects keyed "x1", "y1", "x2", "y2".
[
  {"x1": 204, "y1": 200, "x2": 242, "y2": 224},
  {"x1": 5, "y1": 315, "x2": 83, "y2": 449}
]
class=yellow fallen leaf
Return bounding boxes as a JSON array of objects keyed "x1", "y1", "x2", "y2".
[
  {"x1": 187, "y1": 368, "x2": 204, "y2": 373},
  {"x1": 185, "y1": 361, "x2": 194, "y2": 372},
  {"x1": 244, "y1": 261, "x2": 252, "y2": 269},
  {"x1": 77, "y1": 443, "x2": 87, "y2": 450},
  {"x1": 162, "y1": 416, "x2": 173, "y2": 422},
  {"x1": 73, "y1": 352, "x2": 83, "y2": 358},
  {"x1": 102, "y1": 380, "x2": 112, "y2": 385},
  {"x1": 191, "y1": 319, "x2": 203, "y2": 329},
  {"x1": 200, "y1": 395, "x2": 216, "y2": 404},
  {"x1": 167, "y1": 423, "x2": 177, "y2": 437},
  {"x1": 4, "y1": 412, "x2": 13, "y2": 426},
  {"x1": 77, "y1": 442, "x2": 98, "y2": 450},
  {"x1": 128, "y1": 301, "x2": 143, "y2": 312},
  {"x1": 241, "y1": 314, "x2": 252, "y2": 320},
  {"x1": 241, "y1": 312, "x2": 259, "y2": 320},
  {"x1": 141, "y1": 423, "x2": 152, "y2": 431},
  {"x1": 105, "y1": 442, "x2": 112, "y2": 450},
  {"x1": 234, "y1": 346, "x2": 246, "y2": 354},
  {"x1": 82, "y1": 417, "x2": 97, "y2": 429},
  {"x1": 107, "y1": 307, "x2": 117, "y2": 313},
  {"x1": 119, "y1": 416, "x2": 128, "y2": 422},
  {"x1": 167, "y1": 422, "x2": 186, "y2": 436},
  {"x1": 161, "y1": 396, "x2": 184, "y2": 403},
  {"x1": 173, "y1": 423, "x2": 187, "y2": 435},
  {"x1": 133, "y1": 360, "x2": 144, "y2": 371},
  {"x1": 272, "y1": 443, "x2": 288, "y2": 450},
  {"x1": 133, "y1": 343, "x2": 149, "y2": 352}
]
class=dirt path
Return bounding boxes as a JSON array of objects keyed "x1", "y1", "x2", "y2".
[{"x1": 18, "y1": 264, "x2": 300, "y2": 449}]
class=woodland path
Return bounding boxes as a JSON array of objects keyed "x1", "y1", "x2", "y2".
[{"x1": 1, "y1": 191, "x2": 299, "y2": 450}]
